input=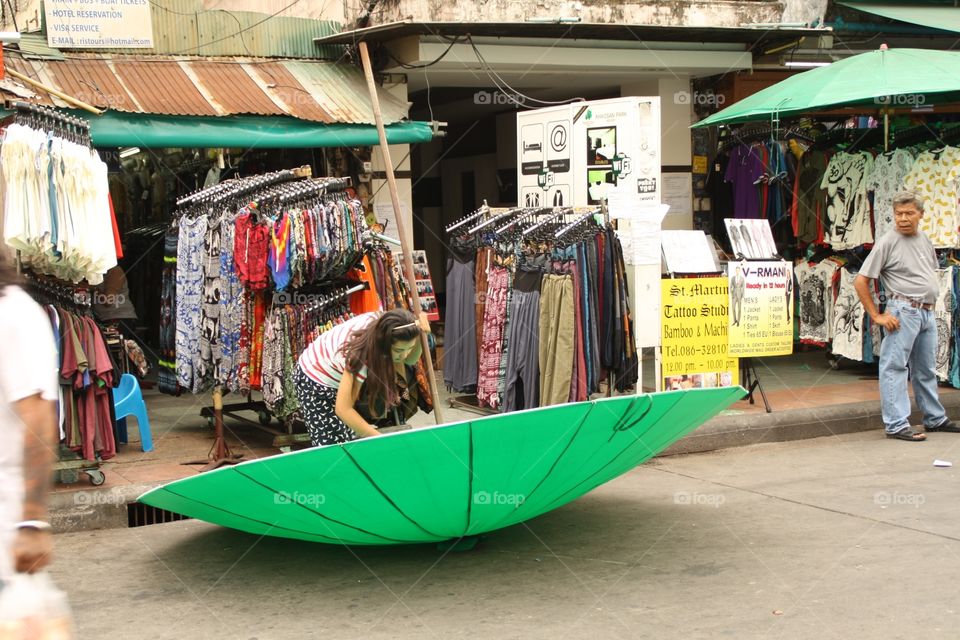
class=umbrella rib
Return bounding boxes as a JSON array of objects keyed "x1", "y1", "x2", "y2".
[
  {"x1": 538, "y1": 394, "x2": 687, "y2": 512},
  {"x1": 159, "y1": 487, "x2": 343, "y2": 543},
  {"x1": 514, "y1": 404, "x2": 595, "y2": 509},
  {"x1": 342, "y1": 448, "x2": 444, "y2": 539},
  {"x1": 232, "y1": 467, "x2": 410, "y2": 543},
  {"x1": 464, "y1": 422, "x2": 475, "y2": 536},
  {"x1": 606, "y1": 395, "x2": 655, "y2": 443}
]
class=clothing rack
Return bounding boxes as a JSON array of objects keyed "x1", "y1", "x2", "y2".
[
  {"x1": 4, "y1": 101, "x2": 91, "y2": 147},
  {"x1": 175, "y1": 165, "x2": 313, "y2": 207},
  {"x1": 469, "y1": 208, "x2": 520, "y2": 234},
  {"x1": 20, "y1": 271, "x2": 92, "y2": 308},
  {"x1": 718, "y1": 124, "x2": 814, "y2": 153},
  {"x1": 555, "y1": 209, "x2": 601, "y2": 239},
  {"x1": 495, "y1": 207, "x2": 555, "y2": 234},
  {"x1": 446, "y1": 201, "x2": 490, "y2": 233},
  {"x1": 523, "y1": 207, "x2": 573, "y2": 236}
]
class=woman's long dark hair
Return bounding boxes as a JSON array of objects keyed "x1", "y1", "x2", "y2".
[{"x1": 342, "y1": 309, "x2": 420, "y2": 417}]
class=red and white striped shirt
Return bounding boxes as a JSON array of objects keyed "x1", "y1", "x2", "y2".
[{"x1": 298, "y1": 312, "x2": 377, "y2": 388}]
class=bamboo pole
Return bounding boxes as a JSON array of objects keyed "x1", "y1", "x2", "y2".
[
  {"x1": 358, "y1": 41, "x2": 444, "y2": 425},
  {"x1": 6, "y1": 69, "x2": 104, "y2": 115}
]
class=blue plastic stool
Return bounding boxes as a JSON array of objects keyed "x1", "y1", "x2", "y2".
[{"x1": 113, "y1": 374, "x2": 154, "y2": 452}]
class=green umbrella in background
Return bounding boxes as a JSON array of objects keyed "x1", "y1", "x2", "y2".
[
  {"x1": 139, "y1": 387, "x2": 742, "y2": 545},
  {"x1": 693, "y1": 46, "x2": 960, "y2": 133}
]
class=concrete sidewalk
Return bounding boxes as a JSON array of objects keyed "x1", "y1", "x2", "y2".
[{"x1": 49, "y1": 430, "x2": 960, "y2": 639}]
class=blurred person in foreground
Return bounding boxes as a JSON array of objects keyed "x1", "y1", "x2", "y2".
[{"x1": 0, "y1": 255, "x2": 59, "y2": 578}]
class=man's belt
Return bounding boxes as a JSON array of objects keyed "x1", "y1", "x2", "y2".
[{"x1": 886, "y1": 293, "x2": 934, "y2": 311}]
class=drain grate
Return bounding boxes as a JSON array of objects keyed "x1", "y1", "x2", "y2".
[{"x1": 127, "y1": 503, "x2": 191, "y2": 528}]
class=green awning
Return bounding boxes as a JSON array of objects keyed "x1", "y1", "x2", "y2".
[
  {"x1": 57, "y1": 112, "x2": 435, "y2": 148},
  {"x1": 838, "y1": 2, "x2": 960, "y2": 34}
]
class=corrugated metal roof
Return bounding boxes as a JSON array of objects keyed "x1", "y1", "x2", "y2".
[
  {"x1": 0, "y1": 52, "x2": 409, "y2": 124},
  {"x1": 15, "y1": 34, "x2": 65, "y2": 61}
]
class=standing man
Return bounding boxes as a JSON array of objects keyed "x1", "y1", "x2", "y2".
[
  {"x1": 730, "y1": 265, "x2": 745, "y2": 327},
  {"x1": 854, "y1": 192, "x2": 957, "y2": 442}
]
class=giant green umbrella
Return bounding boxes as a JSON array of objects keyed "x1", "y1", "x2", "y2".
[
  {"x1": 694, "y1": 47, "x2": 960, "y2": 129},
  {"x1": 139, "y1": 388, "x2": 742, "y2": 545}
]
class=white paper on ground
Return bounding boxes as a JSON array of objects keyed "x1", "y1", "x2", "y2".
[{"x1": 934, "y1": 459, "x2": 953, "y2": 467}]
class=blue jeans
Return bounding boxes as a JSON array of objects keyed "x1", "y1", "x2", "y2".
[{"x1": 879, "y1": 299, "x2": 947, "y2": 433}]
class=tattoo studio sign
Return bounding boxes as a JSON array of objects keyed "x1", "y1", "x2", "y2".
[
  {"x1": 660, "y1": 278, "x2": 738, "y2": 390},
  {"x1": 727, "y1": 261, "x2": 794, "y2": 357}
]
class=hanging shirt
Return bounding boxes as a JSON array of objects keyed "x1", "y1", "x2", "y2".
[
  {"x1": 267, "y1": 213, "x2": 293, "y2": 291},
  {"x1": 867, "y1": 148, "x2": 915, "y2": 241},
  {"x1": 935, "y1": 267, "x2": 953, "y2": 381},
  {"x1": 723, "y1": 144, "x2": 764, "y2": 219},
  {"x1": 796, "y1": 260, "x2": 840, "y2": 345},
  {"x1": 297, "y1": 311, "x2": 376, "y2": 388},
  {"x1": 902, "y1": 146, "x2": 960, "y2": 248},
  {"x1": 821, "y1": 151, "x2": 874, "y2": 250},
  {"x1": 832, "y1": 268, "x2": 867, "y2": 362}
]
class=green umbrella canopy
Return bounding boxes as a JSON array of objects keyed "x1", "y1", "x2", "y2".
[
  {"x1": 139, "y1": 387, "x2": 742, "y2": 545},
  {"x1": 693, "y1": 47, "x2": 960, "y2": 128}
]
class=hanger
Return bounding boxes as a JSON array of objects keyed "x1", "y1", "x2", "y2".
[
  {"x1": 469, "y1": 208, "x2": 521, "y2": 234},
  {"x1": 446, "y1": 201, "x2": 490, "y2": 234}
]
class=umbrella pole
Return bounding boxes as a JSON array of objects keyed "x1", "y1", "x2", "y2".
[
  {"x1": 884, "y1": 110, "x2": 890, "y2": 152},
  {"x1": 358, "y1": 41, "x2": 444, "y2": 425}
]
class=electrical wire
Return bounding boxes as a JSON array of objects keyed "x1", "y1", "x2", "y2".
[
  {"x1": 383, "y1": 36, "x2": 463, "y2": 69},
  {"x1": 466, "y1": 35, "x2": 587, "y2": 106}
]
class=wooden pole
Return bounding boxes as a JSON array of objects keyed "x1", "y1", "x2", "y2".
[
  {"x1": 6, "y1": 69, "x2": 104, "y2": 115},
  {"x1": 358, "y1": 41, "x2": 444, "y2": 425}
]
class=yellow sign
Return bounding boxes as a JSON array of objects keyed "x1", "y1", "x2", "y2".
[
  {"x1": 692, "y1": 155, "x2": 708, "y2": 174},
  {"x1": 727, "y1": 261, "x2": 794, "y2": 357},
  {"x1": 661, "y1": 278, "x2": 739, "y2": 390}
]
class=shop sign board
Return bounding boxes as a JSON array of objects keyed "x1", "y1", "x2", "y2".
[
  {"x1": 727, "y1": 261, "x2": 794, "y2": 357},
  {"x1": 45, "y1": 0, "x2": 154, "y2": 49},
  {"x1": 516, "y1": 97, "x2": 661, "y2": 214},
  {"x1": 661, "y1": 277, "x2": 738, "y2": 389}
]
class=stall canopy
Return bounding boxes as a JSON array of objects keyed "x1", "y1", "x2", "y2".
[
  {"x1": 837, "y1": 2, "x2": 960, "y2": 35},
  {"x1": 693, "y1": 47, "x2": 960, "y2": 128},
  {"x1": 0, "y1": 52, "x2": 436, "y2": 147}
]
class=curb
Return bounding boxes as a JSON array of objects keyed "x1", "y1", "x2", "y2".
[
  {"x1": 662, "y1": 391, "x2": 960, "y2": 456},
  {"x1": 49, "y1": 393, "x2": 960, "y2": 534}
]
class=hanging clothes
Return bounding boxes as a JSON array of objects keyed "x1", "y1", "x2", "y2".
[{"x1": 443, "y1": 233, "x2": 479, "y2": 392}]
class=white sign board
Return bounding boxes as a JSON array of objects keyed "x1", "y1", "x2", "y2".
[
  {"x1": 518, "y1": 97, "x2": 663, "y2": 355},
  {"x1": 45, "y1": 0, "x2": 154, "y2": 48},
  {"x1": 661, "y1": 230, "x2": 721, "y2": 274},
  {"x1": 516, "y1": 97, "x2": 661, "y2": 211}
]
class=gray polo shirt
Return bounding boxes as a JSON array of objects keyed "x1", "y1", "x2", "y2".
[{"x1": 860, "y1": 229, "x2": 939, "y2": 304}]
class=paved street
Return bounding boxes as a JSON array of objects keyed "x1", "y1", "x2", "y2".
[{"x1": 53, "y1": 430, "x2": 960, "y2": 639}]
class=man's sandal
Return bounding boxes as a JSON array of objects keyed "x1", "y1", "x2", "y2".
[
  {"x1": 887, "y1": 428, "x2": 926, "y2": 442},
  {"x1": 926, "y1": 419, "x2": 960, "y2": 433}
]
